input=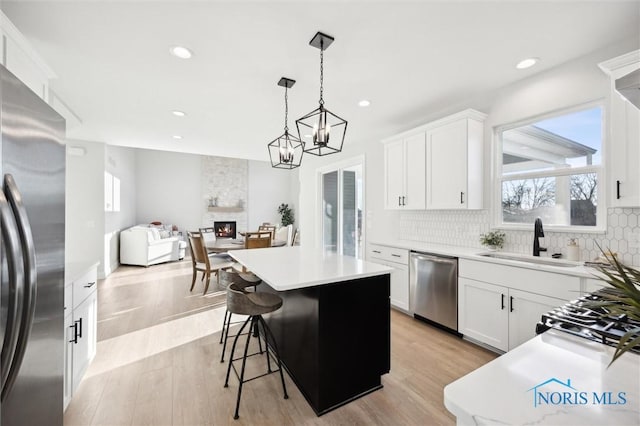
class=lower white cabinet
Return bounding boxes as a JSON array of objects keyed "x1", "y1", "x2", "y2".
[
  {"x1": 459, "y1": 277, "x2": 565, "y2": 352},
  {"x1": 64, "y1": 262, "x2": 98, "y2": 411},
  {"x1": 368, "y1": 244, "x2": 409, "y2": 311}
]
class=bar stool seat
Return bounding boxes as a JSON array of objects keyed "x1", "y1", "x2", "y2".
[
  {"x1": 224, "y1": 283, "x2": 288, "y2": 420},
  {"x1": 219, "y1": 270, "x2": 262, "y2": 363}
]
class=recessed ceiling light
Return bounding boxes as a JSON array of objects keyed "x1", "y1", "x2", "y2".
[
  {"x1": 171, "y1": 110, "x2": 186, "y2": 117},
  {"x1": 358, "y1": 100, "x2": 371, "y2": 107},
  {"x1": 170, "y1": 46, "x2": 193, "y2": 59},
  {"x1": 173, "y1": 135, "x2": 183, "y2": 140},
  {"x1": 516, "y1": 57, "x2": 539, "y2": 69}
]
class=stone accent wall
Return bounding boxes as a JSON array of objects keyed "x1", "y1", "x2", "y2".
[
  {"x1": 398, "y1": 208, "x2": 640, "y2": 265},
  {"x1": 201, "y1": 156, "x2": 248, "y2": 232}
]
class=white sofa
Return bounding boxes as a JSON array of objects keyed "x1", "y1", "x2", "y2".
[{"x1": 120, "y1": 225, "x2": 187, "y2": 267}]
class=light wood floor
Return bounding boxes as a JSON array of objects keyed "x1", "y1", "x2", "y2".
[{"x1": 64, "y1": 259, "x2": 497, "y2": 426}]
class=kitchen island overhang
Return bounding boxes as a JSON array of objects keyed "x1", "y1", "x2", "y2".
[{"x1": 230, "y1": 247, "x2": 393, "y2": 415}]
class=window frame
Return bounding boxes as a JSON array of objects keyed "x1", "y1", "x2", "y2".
[{"x1": 492, "y1": 101, "x2": 607, "y2": 233}]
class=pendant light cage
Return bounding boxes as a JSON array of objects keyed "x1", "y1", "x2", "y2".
[
  {"x1": 296, "y1": 31, "x2": 347, "y2": 157},
  {"x1": 268, "y1": 78, "x2": 304, "y2": 169}
]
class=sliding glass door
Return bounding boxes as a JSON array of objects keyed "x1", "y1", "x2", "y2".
[{"x1": 321, "y1": 163, "x2": 363, "y2": 258}]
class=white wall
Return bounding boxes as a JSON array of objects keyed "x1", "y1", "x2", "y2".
[
  {"x1": 65, "y1": 139, "x2": 105, "y2": 274},
  {"x1": 135, "y1": 149, "x2": 203, "y2": 232},
  {"x1": 247, "y1": 160, "x2": 296, "y2": 229},
  {"x1": 103, "y1": 144, "x2": 137, "y2": 276}
]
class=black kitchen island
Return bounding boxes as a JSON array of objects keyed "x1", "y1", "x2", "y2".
[{"x1": 230, "y1": 247, "x2": 392, "y2": 415}]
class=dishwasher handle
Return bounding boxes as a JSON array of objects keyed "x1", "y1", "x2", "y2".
[{"x1": 411, "y1": 253, "x2": 457, "y2": 264}]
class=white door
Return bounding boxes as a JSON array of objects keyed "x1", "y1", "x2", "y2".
[
  {"x1": 508, "y1": 289, "x2": 565, "y2": 350},
  {"x1": 72, "y1": 296, "x2": 92, "y2": 393},
  {"x1": 427, "y1": 119, "x2": 468, "y2": 209},
  {"x1": 384, "y1": 140, "x2": 404, "y2": 209},
  {"x1": 458, "y1": 277, "x2": 509, "y2": 351},
  {"x1": 404, "y1": 133, "x2": 427, "y2": 209}
]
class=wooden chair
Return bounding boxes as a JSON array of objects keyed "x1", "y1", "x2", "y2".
[
  {"x1": 244, "y1": 231, "x2": 272, "y2": 249},
  {"x1": 258, "y1": 225, "x2": 277, "y2": 242},
  {"x1": 187, "y1": 232, "x2": 235, "y2": 295}
]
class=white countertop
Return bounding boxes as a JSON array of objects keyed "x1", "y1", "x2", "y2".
[
  {"x1": 229, "y1": 246, "x2": 392, "y2": 291},
  {"x1": 65, "y1": 260, "x2": 100, "y2": 285},
  {"x1": 370, "y1": 239, "x2": 599, "y2": 278},
  {"x1": 444, "y1": 329, "x2": 640, "y2": 425}
]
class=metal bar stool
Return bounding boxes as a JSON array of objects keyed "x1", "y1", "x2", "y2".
[
  {"x1": 223, "y1": 283, "x2": 288, "y2": 420},
  {"x1": 219, "y1": 270, "x2": 263, "y2": 363}
]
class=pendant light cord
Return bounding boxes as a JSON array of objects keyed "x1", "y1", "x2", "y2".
[
  {"x1": 284, "y1": 86, "x2": 289, "y2": 132},
  {"x1": 319, "y1": 41, "x2": 324, "y2": 106}
]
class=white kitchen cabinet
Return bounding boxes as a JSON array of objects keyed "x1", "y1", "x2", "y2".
[
  {"x1": 383, "y1": 133, "x2": 426, "y2": 209},
  {"x1": 382, "y1": 109, "x2": 485, "y2": 211},
  {"x1": 507, "y1": 289, "x2": 565, "y2": 350},
  {"x1": 368, "y1": 244, "x2": 410, "y2": 311},
  {"x1": 426, "y1": 114, "x2": 484, "y2": 209},
  {"x1": 458, "y1": 259, "x2": 578, "y2": 352},
  {"x1": 458, "y1": 277, "x2": 509, "y2": 351},
  {"x1": 0, "y1": 12, "x2": 55, "y2": 101},
  {"x1": 64, "y1": 262, "x2": 98, "y2": 411},
  {"x1": 599, "y1": 50, "x2": 640, "y2": 207}
]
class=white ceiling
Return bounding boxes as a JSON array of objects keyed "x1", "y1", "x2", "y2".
[{"x1": 2, "y1": 1, "x2": 639, "y2": 161}]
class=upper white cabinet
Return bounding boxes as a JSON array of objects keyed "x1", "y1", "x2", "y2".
[
  {"x1": 599, "y1": 50, "x2": 640, "y2": 208},
  {"x1": 426, "y1": 112, "x2": 485, "y2": 209},
  {"x1": 0, "y1": 11, "x2": 56, "y2": 101},
  {"x1": 383, "y1": 133, "x2": 427, "y2": 209},
  {"x1": 382, "y1": 109, "x2": 486, "y2": 211}
]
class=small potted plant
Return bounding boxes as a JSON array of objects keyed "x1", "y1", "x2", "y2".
[
  {"x1": 480, "y1": 230, "x2": 506, "y2": 251},
  {"x1": 277, "y1": 203, "x2": 294, "y2": 227}
]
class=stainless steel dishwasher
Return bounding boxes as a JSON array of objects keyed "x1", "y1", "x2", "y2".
[{"x1": 409, "y1": 252, "x2": 458, "y2": 332}]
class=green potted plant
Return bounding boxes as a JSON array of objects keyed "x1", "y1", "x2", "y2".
[
  {"x1": 480, "y1": 230, "x2": 506, "y2": 250},
  {"x1": 277, "y1": 203, "x2": 294, "y2": 227},
  {"x1": 591, "y1": 248, "x2": 640, "y2": 366}
]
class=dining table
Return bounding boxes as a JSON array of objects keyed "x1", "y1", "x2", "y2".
[{"x1": 206, "y1": 238, "x2": 286, "y2": 253}]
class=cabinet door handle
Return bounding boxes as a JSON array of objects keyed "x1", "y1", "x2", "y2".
[
  {"x1": 75, "y1": 318, "x2": 83, "y2": 339},
  {"x1": 84, "y1": 282, "x2": 96, "y2": 288},
  {"x1": 501, "y1": 294, "x2": 505, "y2": 310},
  {"x1": 616, "y1": 180, "x2": 621, "y2": 200},
  {"x1": 69, "y1": 323, "x2": 78, "y2": 344},
  {"x1": 510, "y1": 296, "x2": 514, "y2": 312},
  {"x1": 460, "y1": 192, "x2": 465, "y2": 204},
  {"x1": 401, "y1": 196, "x2": 405, "y2": 206},
  {"x1": 398, "y1": 196, "x2": 401, "y2": 206},
  {"x1": 372, "y1": 250, "x2": 381, "y2": 254},
  {"x1": 391, "y1": 254, "x2": 401, "y2": 258}
]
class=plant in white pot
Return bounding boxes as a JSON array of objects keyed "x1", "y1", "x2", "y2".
[{"x1": 480, "y1": 230, "x2": 506, "y2": 251}]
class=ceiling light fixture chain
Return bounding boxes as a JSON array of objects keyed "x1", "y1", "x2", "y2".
[
  {"x1": 284, "y1": 85, "x2": 289, "y2": 132},
  {"x1": 319, "y1": 42, "x2": 324, "y2": 106}
]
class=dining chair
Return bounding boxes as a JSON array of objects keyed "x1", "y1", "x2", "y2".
[
  {"x1": 199, "y1": 227, "x2": 216, "y2": 244},
  {"x1": 187, "y1": 232, "x2": 235, "y2": 295},
  {"x1": 292, "y1": 228, "x2": 300, "y2": 246},
  {"x1": 257, "y1": 224, "x2": 277, "y2": 242},
  {"x1": 244, "y1": 231, "x2": 272, "y2": 249}
]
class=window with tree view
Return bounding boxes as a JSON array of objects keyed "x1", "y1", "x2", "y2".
[{"x1": 499, "y1": 106, "x2": 602, "y2": 228}]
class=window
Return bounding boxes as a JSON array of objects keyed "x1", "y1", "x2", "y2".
[
  {"x1": 319, "y1": 158, "x2": 365, "y2": 258},
  {"x1": 497, "y1": 105, "x2": 603, "y2": 230},
  {"x1": 104, "y1": 172, "x2": 120, "y2": 212}
]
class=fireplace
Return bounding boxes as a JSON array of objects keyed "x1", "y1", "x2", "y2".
[{"x1": 214, "y1": 221, "x2": 236, "y2": 239}]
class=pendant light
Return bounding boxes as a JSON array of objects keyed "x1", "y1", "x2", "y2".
[
  {"x1": 296, "y1": 32, "x2": 347, "y2": 156},
  {"x1": 268, "y1": 77, "x2": 304, "y2": 169}
]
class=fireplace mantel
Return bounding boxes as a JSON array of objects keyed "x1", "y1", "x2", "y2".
[{"x1": 207, "y1": 206, "x2": 244, "y2": 213}]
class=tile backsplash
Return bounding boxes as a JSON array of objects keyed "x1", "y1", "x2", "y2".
[{"x1": 398, "y1": 208, "x2": 640, "y2": 265}]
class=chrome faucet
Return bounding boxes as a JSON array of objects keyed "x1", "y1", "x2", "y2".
[{"x1": 533, "y1": 218, "x2": 547, "y2": 257}]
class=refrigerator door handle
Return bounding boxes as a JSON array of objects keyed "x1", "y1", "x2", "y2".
[
  {"x1": 2, "y1": 174, "x2": 38, "y2": 401},
  {"x1": 0, "y1": 188, "x2": 25, "y2": 397}
]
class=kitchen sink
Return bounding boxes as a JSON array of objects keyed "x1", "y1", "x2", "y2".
[{"x1": 478, "y1": 252, "x2": 580, "y2": 268}]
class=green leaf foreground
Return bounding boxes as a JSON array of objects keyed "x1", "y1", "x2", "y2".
[{"x1": 590, "y1": 243, "x2": 640, "y2": 367}]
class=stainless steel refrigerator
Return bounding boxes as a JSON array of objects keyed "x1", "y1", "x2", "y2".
[{"x1": 0, "y1": 65, "x2": 65, "y2": 425}]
